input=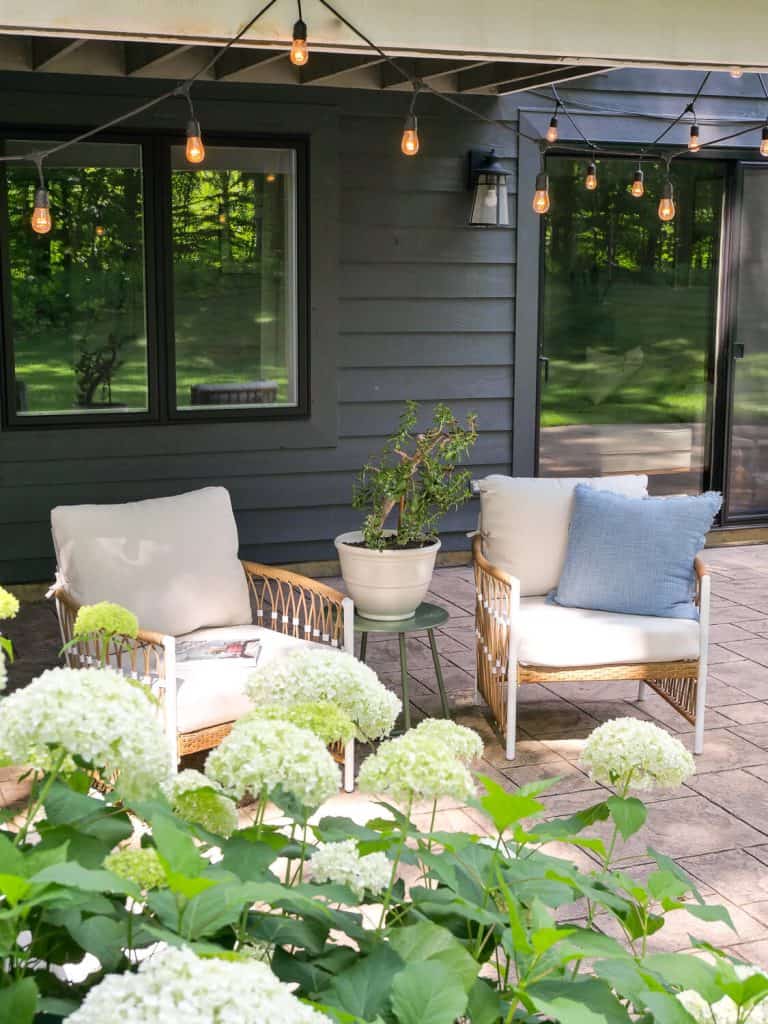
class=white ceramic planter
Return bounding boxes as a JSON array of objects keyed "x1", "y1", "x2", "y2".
[{"x1": 335, "y1": 530, "x2": 441, "y2": 621}]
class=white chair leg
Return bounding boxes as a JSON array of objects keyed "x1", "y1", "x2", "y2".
[
  {"x1": 694, "y1": 666, "x2": 707, "y2": 755},
  {"x1": 636, "y1": 681, "x2": 647, "y2": 701},
  {"x1": 343, "y1": 738, "x2": 355, "y2": 793},
  {"x1": 505, "y1": 663, "x2": 518, "y2": 761}
]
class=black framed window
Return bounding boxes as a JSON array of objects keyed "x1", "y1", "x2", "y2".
[{"x1": 0, "y1": 132, "x2": 308, "y2": 427}]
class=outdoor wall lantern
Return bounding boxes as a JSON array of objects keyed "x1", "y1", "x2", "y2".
[{"x1": 468, "y1": 149, "x2": 510, "y2": 226}]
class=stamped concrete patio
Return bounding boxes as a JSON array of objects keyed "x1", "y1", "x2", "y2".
[{"x1": 4, "y1": 543, "x2": 768, "y2": 964}]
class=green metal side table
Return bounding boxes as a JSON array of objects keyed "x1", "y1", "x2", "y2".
[{"x1": 355, "y1": 601, "x2": 451, "y2": 730}]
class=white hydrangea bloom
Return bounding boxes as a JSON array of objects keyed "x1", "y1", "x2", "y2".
[
  {"x1": 0, "y1": 667, "x2": 168, "y2": 799},
  {"x1": 68, "y1": 946, "x2": 331, "y2": 1024},
  {"x1": 580, "y1": 717, "x2": 695, "y2": 791},
  {"x1": 246, "y1": 649, "x2": 401, "y2": 741},
  {"x1": 411, "y1": 719, "x2": 483, "y2": 763},
  {"x1": 206, "y1": 718, "x2": 340, "y2": 809},
  {"x1": 163, "y1": 768, "x2": 222, "y2": 800},
  {"x1": 678, "y1": 965, "x2": 768, "y2": 1024},
  {"x1": 358, "y1": 730, "x2": 475, "y2": 804},
  {"x1": 310, "y1": 839, "x2": 391, "y2": 899}
]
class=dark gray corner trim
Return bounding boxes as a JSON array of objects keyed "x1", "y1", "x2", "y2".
[{"x1": 512, "y1": 112, "x2": 542, "y2": 477}]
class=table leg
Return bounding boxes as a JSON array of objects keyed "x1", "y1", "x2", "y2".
[
  {"x1": 359, "y1": 632, "x2": 368, "y2": 663},
  {"x1": 398, "y1": 632, "x2": 411, "y2": 731},
  {"x1": 427, "y1": 628, "x2": 451, "y2": 719}
]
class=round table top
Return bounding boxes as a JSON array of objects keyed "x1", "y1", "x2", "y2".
[{"x1": 354, "y1": 601, "x2": 450, "y2": 633}]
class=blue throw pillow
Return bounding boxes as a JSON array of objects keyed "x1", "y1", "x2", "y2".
[{"x1": 552, "y1": 485, "x2": 722, "y2": 620}]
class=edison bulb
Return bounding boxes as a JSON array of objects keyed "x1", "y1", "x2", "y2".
[
  {"x1": 730, "y1": 66, "x2": 744, "y2": 78},
  {"x1": 266, "y1": 173, "x2": 276, "y2": 182},
  {"x1": 545, "y1": 116, "x2": 558, "y2": 144},
  {"x1": 658, "y1": 182, "x2": 676, "y2": 222},
  {"x1": 630, "y1": 169, "x2": 644, "y2": 197},
  {"x1": 94, "y1": 224, "x2": 106, "y2": 237},
  {"x1": 760, "y1": 127, "x2": 768, "y2": 157},
  {"x1": 31, "y1": 188, "x2": 51, "y2": 235},
  {"x1": 585, "y1": 163, "x2": 598, "y2": 190},
  {"x1": 688, "y1": 124, "x2": 701, "y2": 152},
  {"x1": 401, "y1": 115, "x2": 419, "y2": 156},
  {"x1": 532, "y1": 171, "x2": 550, "y2": 214},
  {"x1": 185, "y1": 120, "x2": 205, "y2": 164},
  {"x1": 290, "y1": 19, "x2": 308, "y2": 66}
]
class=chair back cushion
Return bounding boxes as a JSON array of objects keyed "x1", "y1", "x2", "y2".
[
  {"x1": 51, "y1": 487, "x2": 252, "y2": 636},
  {"x1": 552, "y1": 485, "x2": 721, "y2": 619},
  {"x1": 477, "y1": 474, "x2": 648, "y2": 596}
]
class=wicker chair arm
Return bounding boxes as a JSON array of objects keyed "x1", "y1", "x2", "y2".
[
  {"x1": 241, "y1": 560, "x2": 352, "y2": 652},
  {"x1": 471, "y1": 534, "x2": 518, "y2": 588},
  {"x1": 694, "y1": 556, "x2": 710, "y2": 579}
]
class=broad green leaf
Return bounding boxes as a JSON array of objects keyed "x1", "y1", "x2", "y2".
[
  {"x1": 642, "y1": 953, "x2": 722, "y2": 1002},
  {"x1": 38, "y1": 996, "x2": 80, "y2": 1017},
  {"x1": 152, "y1": 813, "x2": 206, "y2": 878},
  {"x1": 31, "y1": 862, "x2": 139, "y2": 898},
  {"x1": 389, "y1": 920, "x2": 479, "y2": 993},
  {"x1": 217, "y1": 834, "x2": 281, "y2": 881},
  {"x1": 66, "y1": 915, "x2": 128, "y2": 970},
  {"x1": 532, "y1": 926, "x2": 576, "y2": 955},
  {"x1": 324, "y1": 943, "x2": 404, "y2": 1021},
  {"x1": 529, "y1": 801, "x2": 611, "y2": 840},
  {"x1": 560, "y1": 927, "x2": 632, "y2": 961},
  {"x1": 594, "y1": 959, "x2": 658, "y2": 1004},
  {"x1": 466, "y1": 979, "x2": 506, "y2": 1024},
  {"x1": 43, "y1": 782, "x2": 132, "y2": 845},
  {"x1": 607, "y1": 796, "x2": 647, "y2": 841},
  {"x1": 390, "y1": 961, "x2": 468, "y2": 1024},
  {"x1": 0, "y1": 831, "x2": 26, "y2": 876},
  {"x1": 528, "y1": 978, "x2": 633, "y2": 1023},
  {"x1": 683, "y1": 902, "x2": 735, "y2": 930},
  {"x1": 0, "y1": 977, "x2": 38, "y2": 1024},
  {"x1": 641, "y1": 990, "x2": 701, "y2": 1023},
  {"x1": 474, "y1": 774, "x2": 544, "y2": 832},
  {"x1": 0, "y1": 873, "x2": 31, "y2": 906},
  {"x1": 647, "y1": 868, "x2": 690, "y2": 902},
  {"x1": 647, "y1": 847, "x2": 704, "y2": 904}
]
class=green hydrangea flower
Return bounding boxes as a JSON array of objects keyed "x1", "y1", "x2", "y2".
[
  {"x1": 0, "y1": 586, "x2": 19, "y2": 621},
  {"x1": 246, "y1": 701, "x2": 355, "y2": 746},
  {"x1": 104, "y1": 847, "x2": 166, "y2": 891},
  {"x1": 74, "y1": 602, "x2": 139, "y2": 639},
  {"x1": 175, "y1": 788, "x2": 239, "y2": 837}
]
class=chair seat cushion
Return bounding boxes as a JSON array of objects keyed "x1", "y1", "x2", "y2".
[
  {"x1": 51, "y1": 487, "x2": 251, "y2": 637},
  {"x1": 517, "y1": 598, "x2": 700, "y2": 668},
  {"x1": 552, "y1": 486, "x2": 721, "y2": 620},
  {"x1": 173, "y1": 625, "x2": 330, "y2": 734},
  {"x1": 477, "y1": 474, "x2": 648, "y2": 597}
]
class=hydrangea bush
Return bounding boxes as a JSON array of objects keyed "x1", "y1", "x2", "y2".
[
  {"x1": 0, "y1": 583, "x2": 19, "y2": 690},
  {"x1": 247, "y1": 648, "x2": 401, "y2": 741},
  {"x1": 1, "y1": 658, "x2": 766, "y2": 1024}
]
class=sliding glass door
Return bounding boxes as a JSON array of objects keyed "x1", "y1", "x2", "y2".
[
  {"x1": 725, "y1": 165, "x2": 768, "y2": 518},
  {"x1": 538, "y1": 156, "x2": 724, "y2": 496}
]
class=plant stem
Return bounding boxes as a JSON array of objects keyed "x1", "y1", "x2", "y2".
[
  {"x1": 14, "y1": 750, "x2": 67, "y2": 847},
  {"x1": 376, "y1": 793, "x2": 413, "y2": 933}
]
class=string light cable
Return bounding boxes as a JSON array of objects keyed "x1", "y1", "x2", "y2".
[{"x1": 2, "y1": 0, "x2": 768, "y2": 226}]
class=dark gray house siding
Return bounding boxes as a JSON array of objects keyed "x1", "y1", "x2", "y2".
[{"x1": 0, "y1": 74, "x2": 517, "y2": 582}]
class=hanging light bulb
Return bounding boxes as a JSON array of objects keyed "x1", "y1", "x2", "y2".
[
  {"x1": 185, "y1": 119, "x2": 205, "y2": 164},
  {"x1": 688, "y1": 123, "x2": 701, "y2": 152},
  {"x1": 290, "y1": 18, "x2": 308, "y2": 66},
  {"x1": 760, "y1": 126, "x2": 768, "y2": 157},
  {"x1": 730, "y1": 66, "x2": 744, "y2": 78},
  {"x1": 266, "y1": 173, "x2": 277, "y2": 182},
  {"x1": 31, "y1": 185, "x2": 52, "y2": 234},
  {"x1": 94, "y1": 224, "x2": 106, "y2": 237},
  {"x1": 532, "y1": 171, "x2": 550, "y2": 214},
  {"x1": 401, "y1": 114, "x2": 419, "y2": 156},
  {"x1": 658, "y1": 179, "x2": 676, "y2": 222},
  {"x1": 631, "y1": 167, "x2": 645, "y2": 198},
  {"x1": 546, "y1": 114, "x2": 559, "y2": 144},
  {"x1": 584, "y1": 161, "x2": 598, "y2": 190}
]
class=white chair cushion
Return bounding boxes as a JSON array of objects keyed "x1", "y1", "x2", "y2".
[
  {"x1": 477, "y1": 474, "x2": 648, "y2": 596},
  {"x1": 516, "y1": 597, "x2": 700, "y2": 668},
  {"x1": 51, "y1": 486, "x2": 251, "y2": 637},
  {"x1": 173, "y1": 625, "x2": 330, "y2": 734}
]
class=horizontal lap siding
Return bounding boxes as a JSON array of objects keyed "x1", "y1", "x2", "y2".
[{"x1": 0, "y1": 82, "x2": 516, "y2": 582}]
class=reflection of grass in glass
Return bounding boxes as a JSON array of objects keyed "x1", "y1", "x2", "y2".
[{"x1": 541, "y1": 278, "x2": 712, "y2": 427}]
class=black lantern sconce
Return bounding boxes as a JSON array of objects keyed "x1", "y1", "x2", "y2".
[{"x1": 468, "y1": 149, "x2": 509, "y2": 226}]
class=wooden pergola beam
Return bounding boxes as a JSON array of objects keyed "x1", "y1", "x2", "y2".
[
  {"x1": 124, "y1": 42, "x2": 192, "y2": 75},
  {"x1": 30, "y1": 37, "x2": 86, "y2": 71},
  {"x1": 213, "y1": 48, "x2": 286, "y2": 81},
  {"x1": 457, "y1": 61, "x2": 608, "y2": 93},
  {"x1": 379, "y1": 58, "x2": 487, "y2": 89},
  {"x1": 299, "y1": 53, "x2": 383, "y2": 84}
]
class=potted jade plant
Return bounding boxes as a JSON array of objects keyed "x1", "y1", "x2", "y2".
[{"x1": 335, "y1": 400, "x2": 477, "y2": 620}]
